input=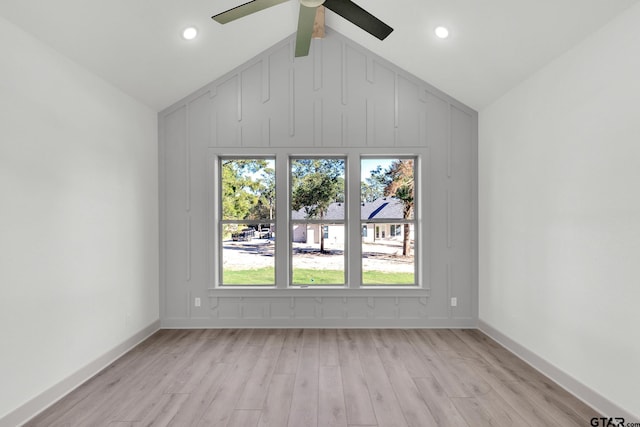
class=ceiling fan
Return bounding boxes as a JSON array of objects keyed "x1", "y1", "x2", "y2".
[{"x1": 212, "y1": 0, "x2": 393, "y2": 57}]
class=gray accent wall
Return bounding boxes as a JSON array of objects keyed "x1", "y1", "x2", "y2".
[{"x1": 159, "y1": 30, "x2": 477, "y2": 327}]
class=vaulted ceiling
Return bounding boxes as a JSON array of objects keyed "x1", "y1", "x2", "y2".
[{"x1": 1, "y1": 0, "x2": 637, "y2": 111}]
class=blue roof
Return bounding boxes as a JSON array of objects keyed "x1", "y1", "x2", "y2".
[{"x1": 291, "y1": 197, "x2": 409, "y2": 220}]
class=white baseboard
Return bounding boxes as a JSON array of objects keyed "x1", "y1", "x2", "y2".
[
  {"x1": 0, "y1": 320, "x2": 161, "y2": 427},
  {"x1": 160, "y1": 318, "x2": 477, "y2": 329},
  {"x1": 478, "y1": 319, "x2": 638, "y2": 422}
]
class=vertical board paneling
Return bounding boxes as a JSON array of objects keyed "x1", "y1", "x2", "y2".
[
  {"x1": 320, "y1": 36, "x2": 343, "y2": 146},
  {"x1": 186, "y1": 215, "x2": 191, "y2": 281},
  {"x1": 314, "y1": 98, "x2": 322, "y2": 146},
  {"x1": 345, "y1": 45, "x2": 367, "y2": 147},
  {"x1": 450, "y1": 106, "x2": 474, "y2": 319},
  {"x1": 371, "y1": 61, "x2": 395, "y2": 146},
  {"x1": 292, "y1": 45, "x2": 314, "y2": 147},
  {"x1": 241, "y1": 62, "x2": 266, "y2": 146},
  {"x1": 187, "y1": 93, "x2": 211, "y2": 319},
  {"x1": 397, "y1": 76, "x2": 422, "y2": 147},
  {"x1": 313, "y1": 38, "x2": 323, "y2": 91},
  {"x1": 163, "y1": 106, "x2": 188, "y2": 318},
  {"x1": 267, "y1": 43, "x2": 292, "y2": 145},
  {"x1": 341, "y1": 41, "x2": 348, "y2": 106},
  {"x1": 188, "y1": 92, "x2": 212, "y2": 149},
  {"x1": 159, "y1": 30, "x2": 478, "y2": 327},
  {"x1": 215, "y1": 77, "x2": 240, "y2": 147},
  {"x1": 426, "y1": 93, "x2": 452, "y2": 319},
  {"x1": 262, "y1": 58, "x2": 270, "y2": 103},
  {"x1": 209, "y1": 91, "x2": 218, "y2": 147}
]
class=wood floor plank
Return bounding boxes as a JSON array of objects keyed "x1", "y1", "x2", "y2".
[
  {"x1": 319, "y1": 366, "x2": 348, "y2": 427},
  {"x1": 274, "y1": 329, "x2": 303, "y2": 374},
  {"x1": 413, "y1": 377, "x2": 469, "y2": 427},
  {"x1": 132, "y1": 393, "x2": 189, "y2": 427},
  {"x1": 451, "y1": 391, "x2": 531, "y2": 427},
  {"x1": 337, "y1": 331, "x2": 378, "y2": 426},
  {"x1": 114, "y1": 331, "x2": 214, "y2": 423},
  {"x1": 353, "y1": 330, "x2": 408, "y2": 427},
  {"x1": 236, "y1": 355, "x2": 281, "y2": 409},
  {"x1": 236, "y1": 332, "x2": 284, "y2": 409},
  {"x1": 302, "y1": 328, "x2": 320, "y2": 347},
  {"x1": 462, "y1": 357, "x2": 571, "y2": 427},
  {"x1": 257, "y1": 374, "x2": 295, "y2": 427},
  {"x1": 25, "y1": 329, "x2": 602, "y2": 427},
  {"x1": 196, "y1": 345, "x2": 263, "y2": 426},
  {"x1": 27, "y1": 332, "x2": 173, "y2": 426},
  {"x1": 164, "y1": 329, "x2": 209, "y2": 355},
  {"x1": 319, "y1": 328, "x2": 340, "y2": 367},
  {"x1": 51, "y1": 351, "x2": 180, "y2": 426},
  {"x1": 246, "y1": 329, "x2": 271, "y2": 346},
  {"x1": 520, "y1": 379, "x2": 599, "y2": 425},
  {"x1": 281, "y1": 329, "x2": 304, "y2": 347},
  {"x1": 377, "y1": 346, "x2": 438, "y2": 427},
  {"x1": 287, "y1": 345, "x2": 319, "y2": 427},
  {"x1": 112, "y1": 355, "x2": 186, "y2": 423},
  {"x1": 443, "y1": 356, "x2": 493, "y2": 396},
  {"x1": 404, "y1": 330, "x2": 473, "y2": 398},
  {"x1": 274, "y1": 346, "x2": 301, "y2": 375},
  {"x1": 451, "y1": 329, "x2": 546, "y2": 383},
  {"x1": 27, "y1": 332, "x2": 176, "y2": 427},
  {"x1": 377, "y1": 330, "x2": 433, "y2": 378},
  {"x1": 166, "y1": 362, "x2": 231, "y2": 426},
  {"x1": 164, "y1": 329, "x2": 233, "y2": 394},
  {"x1": 227, "y1": 410, "x2": 261, "y2": 427},
  {"x1": 220, "y1": 329, "x2": 255, "y2": 364},
  {"x1": 426, "y1": 329, "x2": 481, "y2": 360}
]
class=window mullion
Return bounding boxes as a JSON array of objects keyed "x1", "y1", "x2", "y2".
[
  {"x1": 347, "y1": 157, "x2": 361, "y2": 289},
  {"x1": 275, "y1": 152, "x2": 289, "y2": 289}
]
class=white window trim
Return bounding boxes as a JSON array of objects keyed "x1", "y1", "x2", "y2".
[{"x1": 208, "y1": 147, "x2": 430, "y2": 297}]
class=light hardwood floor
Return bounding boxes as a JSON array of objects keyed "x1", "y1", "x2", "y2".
[{"x1": 25, "y1": 329, "x2": 599, "y2": 426}]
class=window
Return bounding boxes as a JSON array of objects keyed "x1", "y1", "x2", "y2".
[
  {"x1": 215, "y1": 151, "x2": 421, "y2": 289},
  {"x1": 219, "y1": 158, "x2": 275, "y2": 286},
  {"x1": 361, "y1": 158, "x2": 415, "y2": 285},
  {"x1": 290, "y1": 158, "x2": 346, "y2": 286}
]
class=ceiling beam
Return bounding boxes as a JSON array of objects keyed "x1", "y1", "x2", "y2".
[{"x1": 312, "y1": 6, "x2": 325, "y2": 39}]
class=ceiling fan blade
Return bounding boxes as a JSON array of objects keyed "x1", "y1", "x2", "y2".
[
  {"x1": 323, "y1": 0, "x2": 393, "y2": 40},
  {"x1": 212, "y1": 0, "x2": 289, "y2": 24},
  {"x1": 295, "y1": 5, "x2": 317, "y2": 57}
]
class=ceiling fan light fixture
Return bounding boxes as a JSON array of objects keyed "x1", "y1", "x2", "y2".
[
  {"x1": 182, "y1": 26, "x2": 198, "y2": 40},
  {"x1": 434, "y1": 26, "x2": 449, "y2": 39},
  {"x1": 300, "y1": 0, "x2": 325, "y2": 7}
]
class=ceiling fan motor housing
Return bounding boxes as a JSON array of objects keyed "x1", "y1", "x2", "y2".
[{"x1": 300, "y1": 0, "x2": 325, "y2": 7}]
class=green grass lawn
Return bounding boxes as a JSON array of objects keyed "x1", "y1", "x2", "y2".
[
  {"x1": 223, "y1": 267, "x2": 414, "y2": 285},
  {"x1": 223, "y1": 267, "x2": 275, "y2": 285}
]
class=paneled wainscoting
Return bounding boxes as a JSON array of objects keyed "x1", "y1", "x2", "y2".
[{"x1": 25, "y1": 329, "x2": 598, "y2": 426}]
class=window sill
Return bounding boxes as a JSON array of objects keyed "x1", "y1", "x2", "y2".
[{"x1": 208, "y1": 287, "x2": 430, "y2": 298}]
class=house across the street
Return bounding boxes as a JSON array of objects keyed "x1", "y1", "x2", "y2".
[{"x1": 291, "y1": 197, "x2": 414, "y2": 244}]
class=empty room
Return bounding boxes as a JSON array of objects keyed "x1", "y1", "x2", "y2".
[{"x1": 1, "y1": 0, "x2": 639, "y2": 426}]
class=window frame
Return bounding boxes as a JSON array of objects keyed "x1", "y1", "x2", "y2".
[
  {"x1": 360, "y1": 156, "x2": 418, "y2": 287},
  {"x1": 209, "y1": 147, "x2": 429, "y2": 297},
  {"x1": 289, "y1": 156, "x2": 347, "y2": 287},
  {"x1": 217, "y1": 156, "x2": 277, "y2": 287}
]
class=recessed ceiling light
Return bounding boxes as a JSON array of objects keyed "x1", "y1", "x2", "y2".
[
  {"x1": 182, "y1": 27, "x2": 198, "y2": 40},
  {"x1": 434, "y1": 26, "x2": 449, "y2": 39}
]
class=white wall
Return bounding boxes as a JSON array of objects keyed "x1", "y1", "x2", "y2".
[
  {"x1": 479, "y1": 3, "x2": 640, "y2": 419},
  {"x1": 0, "y1": 16, "x2": 159, "y2": 422}
]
